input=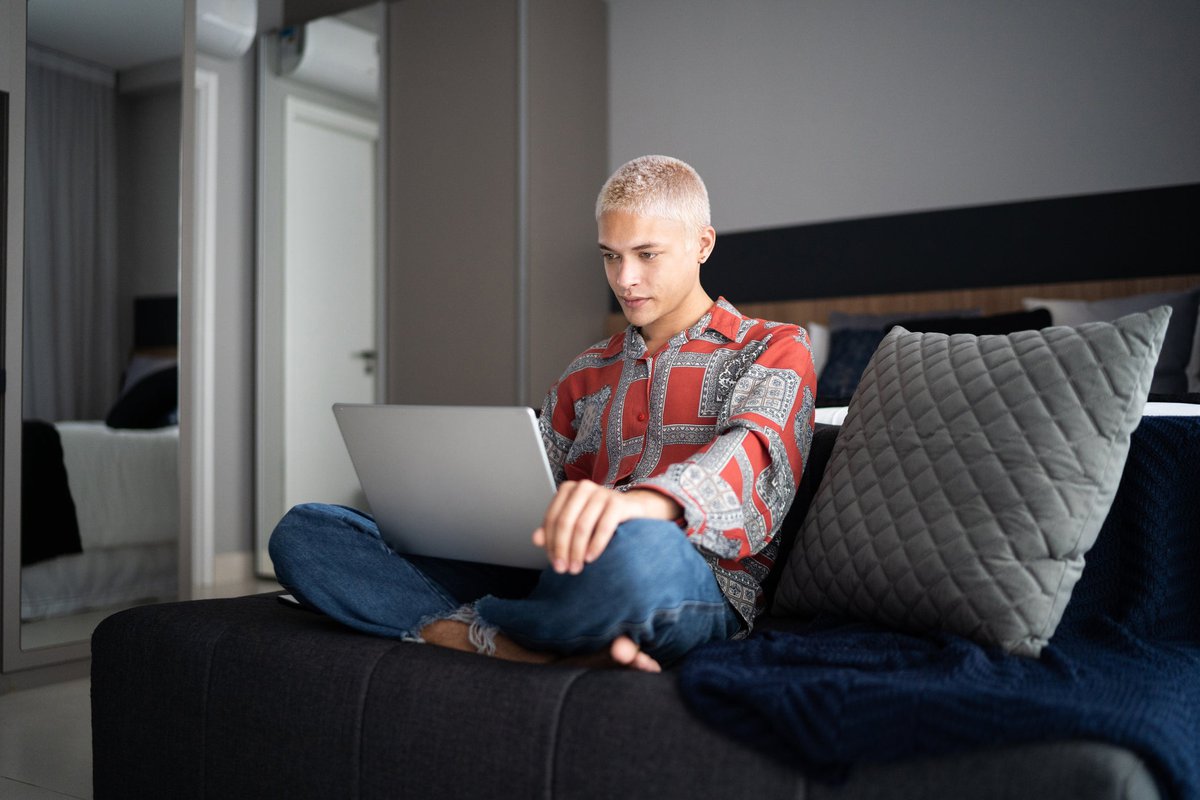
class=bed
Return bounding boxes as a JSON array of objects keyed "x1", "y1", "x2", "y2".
[{"x1": 20, "y1": 360, "x2": 180, "y2": 622}]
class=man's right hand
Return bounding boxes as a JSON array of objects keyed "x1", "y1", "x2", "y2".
[{"x1": 532, "y1": 480, "x2": 681, "y2": 575}]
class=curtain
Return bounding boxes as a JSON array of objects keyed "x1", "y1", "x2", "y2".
[{"x1": 23, "y1": 47, "x2": 121, "y2": 422}]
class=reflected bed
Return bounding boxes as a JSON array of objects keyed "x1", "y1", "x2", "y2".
[{"x1": 21, "y1": 421, "x2": 178, "y2": 621}]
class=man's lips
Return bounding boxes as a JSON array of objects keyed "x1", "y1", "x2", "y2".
[{"x1": 622, "y1": 296, "x2": 649, "y2": 309}]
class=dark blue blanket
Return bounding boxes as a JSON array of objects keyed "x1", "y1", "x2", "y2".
[{"x1": 679, "y1": 416, "x2": 1200, "y2": 799}]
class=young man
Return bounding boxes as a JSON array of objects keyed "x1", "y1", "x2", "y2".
[{"x1": 269, "y1": 155, "x2": 816, "y2": 671}]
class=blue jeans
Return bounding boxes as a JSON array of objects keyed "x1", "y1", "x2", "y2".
[{"x1": 268, "y1": 503, "x2": 742, "y2": 665}]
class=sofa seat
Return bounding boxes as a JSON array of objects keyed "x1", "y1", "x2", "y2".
[{"x1": 91, "y1": 592, "x2": 1159, "y2": 799}]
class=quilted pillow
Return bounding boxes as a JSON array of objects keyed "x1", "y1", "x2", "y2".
[{"x1": 774, "y1": 307, "x2": 1170, "y2": 656}]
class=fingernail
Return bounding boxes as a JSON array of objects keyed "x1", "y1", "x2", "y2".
[{"x1": 553, "y1": 558, "x2": 566, "y2": 573}]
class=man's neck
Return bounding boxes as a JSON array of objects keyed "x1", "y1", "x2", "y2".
[{"x1": 638, "y1": 293, "x2": 715, "y2": 355}]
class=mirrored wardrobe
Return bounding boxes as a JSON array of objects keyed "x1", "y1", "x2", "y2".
[{"x1": 3, "y1": 0, "x2": 185, "y2": 671}]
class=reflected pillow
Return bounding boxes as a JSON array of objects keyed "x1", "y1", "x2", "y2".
[{"x1": 106, "y1": 363, "x2": 178, "y2": 429}]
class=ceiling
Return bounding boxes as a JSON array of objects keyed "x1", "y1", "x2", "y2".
[{"x1": 26, "y1": 0, "x2": 184, "y2": 72}]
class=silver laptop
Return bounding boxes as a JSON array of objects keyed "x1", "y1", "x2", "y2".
[{"x1": 332, "y1": 403, "x2": 555, "y2": 568}]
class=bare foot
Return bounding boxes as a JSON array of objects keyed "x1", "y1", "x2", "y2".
[
  {"x1": 606, "y1": 635, "x2": 662, "y2": 672},
  {"x1": 421, "y1": 622, "x2": 660, "y2": 672},
  {"x1": 420, "y1": 619, "x2": 555, "y2": 664},
  {"x1": 551, "y1": 636, "x2": 663, "y2": 672}
]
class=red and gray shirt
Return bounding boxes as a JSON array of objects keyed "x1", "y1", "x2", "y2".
[{"x1": 538, "y1": 297, "x2": 817, "y2": 630}]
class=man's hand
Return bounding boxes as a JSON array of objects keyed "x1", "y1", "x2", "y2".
[{"x1": 532, "y1": 481, "x2": 682, "y2": 574}]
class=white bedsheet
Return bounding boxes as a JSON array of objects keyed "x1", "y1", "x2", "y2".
[
  {"x1": 55, "y1": 421, "x2": 179, "y2": 549},
  {"x1": 21, "y1": 542, "x2": 177, "y2": 621}
]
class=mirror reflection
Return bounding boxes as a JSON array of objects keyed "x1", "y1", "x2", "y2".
[{"x1": 20, "y1": 0, "x2": 183, "y2": 649}]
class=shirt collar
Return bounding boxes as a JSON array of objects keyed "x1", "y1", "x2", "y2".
[{"x1": 605, "y1": 296, "x2": 746, "y2": 359}]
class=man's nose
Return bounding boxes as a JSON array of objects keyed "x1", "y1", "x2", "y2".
[{"x1": 614, "y1": 260, "x2": 641, "y2": 290}]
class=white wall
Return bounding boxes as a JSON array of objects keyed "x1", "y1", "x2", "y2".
[
  {"x1": 198, "y1": 50, "x2": 257, "y2": 556},
  {"x1": 607, "y1": 0, "x2": 1200, "y2": 232}
]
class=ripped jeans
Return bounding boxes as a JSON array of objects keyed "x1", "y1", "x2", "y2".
[{"x1": 268, "y1": 503, "x2": 743, "y2": 666}]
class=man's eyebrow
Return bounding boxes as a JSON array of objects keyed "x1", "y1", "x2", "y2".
[{"x1": 597, "y1": 242, "x2": 662, "y2": 251}]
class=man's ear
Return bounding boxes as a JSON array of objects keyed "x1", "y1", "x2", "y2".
[{"x1": 698, "y1": 226, "x2": 716, "y2": 264}]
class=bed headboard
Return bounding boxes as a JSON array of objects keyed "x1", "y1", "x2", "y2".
[{"x1": 605, "y1": 183, "x2": 1200, "y2": 333}]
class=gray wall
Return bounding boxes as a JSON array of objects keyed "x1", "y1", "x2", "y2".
[
  {"x1": 387, "y1": 0, "x2": 609, "y2": 407},
  {"x1": 387, "y1": 0, "x2": 520, "y2": 406},
  {"x1": 116, "y1": 82, "x2": 181, "y2": 362},
  {"x1": 219, "y1": 0, "x2": 1200, "y2": 556},
  {"x1": 525, "y1": 0, "x2": 609, "y2": 401},
  {"x1": 607, "y1": 0, "x2": 1200, "y2": 232}
]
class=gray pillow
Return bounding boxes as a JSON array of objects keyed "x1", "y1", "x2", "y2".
[
  {"x1": 774, "y1": 307, "x2": 1170, "y2": 657},
  {"x1": 1022, "y1": 288, "x2": 1199, "y2": 394}
]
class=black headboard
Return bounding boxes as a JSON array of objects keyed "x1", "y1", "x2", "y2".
[{"x1": 612, "y1": 182, "x2": 1200, "y2": 310}]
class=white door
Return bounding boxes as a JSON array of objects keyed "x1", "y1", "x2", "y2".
[{"x1": 281, "y1": 96, "x2": 379, "y2": 512}]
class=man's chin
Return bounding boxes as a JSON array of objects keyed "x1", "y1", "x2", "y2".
[{"x1": 620, "y1": 301, "x2": 654, "y2": 326}]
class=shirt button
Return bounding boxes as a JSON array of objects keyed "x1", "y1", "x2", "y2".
[{"x1": 637, "y1": 412, "x2": 647, "y2": 422}]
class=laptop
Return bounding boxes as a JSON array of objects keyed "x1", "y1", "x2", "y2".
[{"x1": 332, "y1": 403, "x2": 555, "y2": 569}]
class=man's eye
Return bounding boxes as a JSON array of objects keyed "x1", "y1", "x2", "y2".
[
  {"x1": 602, "y1": 252, "x2": 619, "y2": 261},
  {"x1": 640, "y1": 252, "x2": 658, "y2": 260}
]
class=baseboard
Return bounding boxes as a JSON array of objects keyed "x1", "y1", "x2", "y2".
[{"x1": 212, "y1": 550, "x2": 254, "y2": 586}]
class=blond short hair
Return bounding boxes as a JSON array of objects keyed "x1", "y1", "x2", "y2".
[{"x1": 595, "y1": 155, "x2": 711, "y2": 234}]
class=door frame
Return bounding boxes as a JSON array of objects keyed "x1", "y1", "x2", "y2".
[{"x1": 254, "y1": 28, "x2": 386, "y2": 576}]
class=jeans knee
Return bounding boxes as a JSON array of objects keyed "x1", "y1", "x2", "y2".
[
  {"x1": 267, "y1": 503, "x2": 352, "y2": 581},
  {"x1": 593, "y1": 519, "x2": 704, "y2": 594}
]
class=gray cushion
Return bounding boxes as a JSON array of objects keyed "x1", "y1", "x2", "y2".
[
  {"x1": 774, "y1": 308, "x2": 1169, "y2": 656},
  {"x1": 1022, "y1": 288, "x2": 1200, "y2": 394}
]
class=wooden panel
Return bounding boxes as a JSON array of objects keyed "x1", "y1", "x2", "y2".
[{"x1": 605, "y1": 274, "x2": 1200, "y2": 335}]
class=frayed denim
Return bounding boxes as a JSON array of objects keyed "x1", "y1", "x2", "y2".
[{"x1": 268, "y1": 503, "x2": 741, "y2": 664}]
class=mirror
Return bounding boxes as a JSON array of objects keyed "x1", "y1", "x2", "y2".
[
  {"x1": 254, "y1": 2, "x2": 386, "y2": 576},
  {"x1": 19, "y1": 0, "x2": 184, "y2": 650}
]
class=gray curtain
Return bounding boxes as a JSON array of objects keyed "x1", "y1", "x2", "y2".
[{"x1": 23, "y1": 47, "x2": 121, "y2": 422}]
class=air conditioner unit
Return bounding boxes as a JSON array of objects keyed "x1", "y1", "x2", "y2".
[
  {"x1": 197, "y1": 0, "x2": 257, "y2": 60},
  {"x1": 279, "y1": 17, "x2": 379, "y2": 104}
]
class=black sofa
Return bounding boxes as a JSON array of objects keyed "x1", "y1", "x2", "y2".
[{"x1": 90, "y1": 421, "x2": 1172, "y2": 799}]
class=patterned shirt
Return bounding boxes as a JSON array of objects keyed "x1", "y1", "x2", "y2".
[{"x1": 538, "y1": 297, "x2": 817, "y2": 630}]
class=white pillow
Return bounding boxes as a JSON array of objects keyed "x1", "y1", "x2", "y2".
[
  {"x1": 805, "y1": 321, "x2": 829, "y2": 377},
  {"x1": 813, "y1": 406, "x2": 849, "y2": 426}
]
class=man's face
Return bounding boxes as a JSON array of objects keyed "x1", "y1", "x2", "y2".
[{"x1": 598, "y1": 210, "x2": 714, "y2": 343}]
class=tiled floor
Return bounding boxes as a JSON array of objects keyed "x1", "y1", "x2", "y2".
[
  {"x1": 0, "y1": 678, "x2": 92, "y2": 799},
  {"x1": 0, "y1": 577, "x2": 279, "y2": 799}
]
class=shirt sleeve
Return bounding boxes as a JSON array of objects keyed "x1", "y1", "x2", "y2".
[
  {"x1": 537, "y1": 378, "x2": 574, "y2": 487},
  {"x1": 637, "y1": 327, "x2": 817, "y2": 560}
]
